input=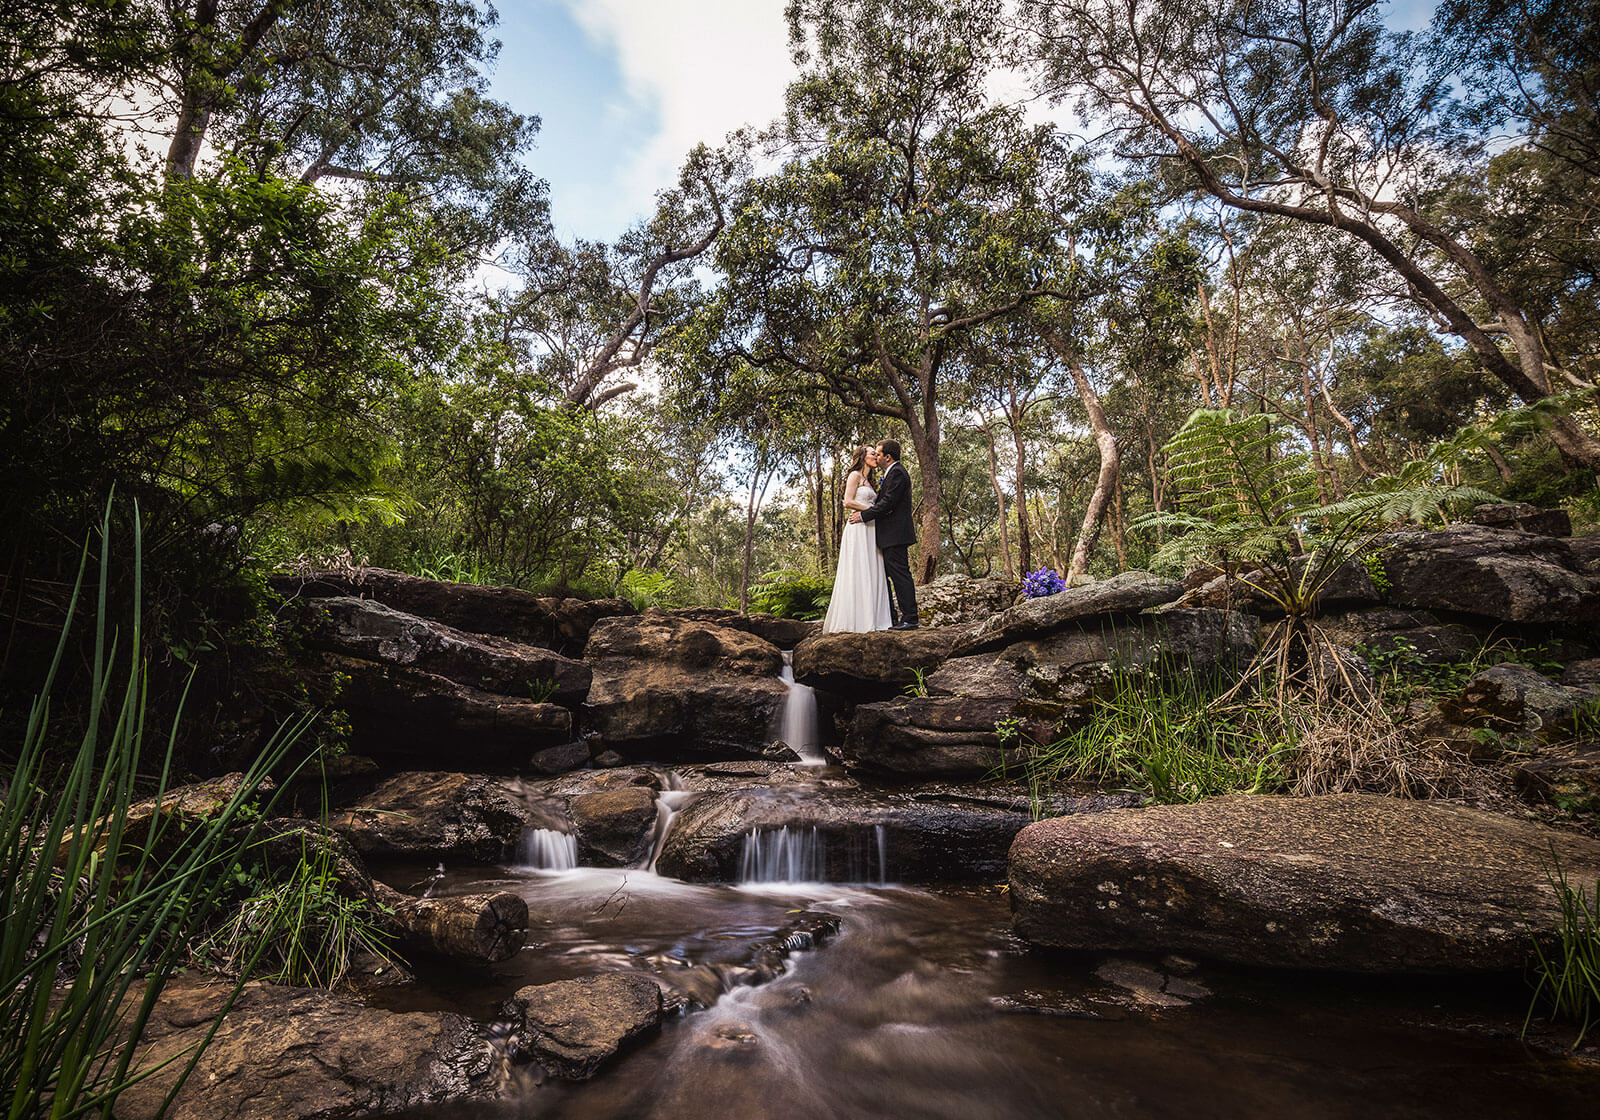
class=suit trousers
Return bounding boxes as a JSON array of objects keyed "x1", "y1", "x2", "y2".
[{"x1": 881, "y1": 544, "x2": 918, "y2": 625}]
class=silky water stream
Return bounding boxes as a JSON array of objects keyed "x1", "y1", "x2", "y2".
[{"x1": 374, "y1": 778, "x2": 1600, "y2": 1120}]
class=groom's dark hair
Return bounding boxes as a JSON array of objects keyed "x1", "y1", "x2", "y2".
[{"x1": 879, "y1": 439, "x2": 901, "y2": 461}]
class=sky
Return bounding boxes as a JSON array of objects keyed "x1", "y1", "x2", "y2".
[
  {"x1": 486, "y1": 0, "x2": 795, "y2": 243},
  {"x1": 485, "y1": 0, "x2": 1443, "y2": 245}
]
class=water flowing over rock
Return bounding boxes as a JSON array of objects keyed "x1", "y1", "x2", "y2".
[
  {"x1": 505, "y1": 973, "x2": 664, "y2": 1080},
  {"x1": 656, "y1": 783, "x2": 1137, "y2": 883},
  {"x1": 323, "y1": 652, "x2": 573, "y2": 768},
  {"x1": 328, "y1": 771, "x2": 530, "y2": 862},
  {"x1": 272, "y1": 567, "x2": 633, "y2": 652},
  {"x1": 1009, "y1": 793, "x2": 1600, "y2": 971},
  {"x1": 304, "y1": 595, "x2": 591, "y2": 705},
  {"x1": 516, "y1": 827, "x2": 579, "y2": 870},
  {"x1": 569, "y1": 786, "x2": 659, "y2": 866},
  {"x1": 790, "y1": 623, "x2": 978, "y2": 698},
  {"x1": 953, "y1": 571, "x2": 1184, "y2": 657},
  {"x1": 583, "y1": 612, "x2": 788, "y2": 758},
  {"x1": 116, "y1": 979, "x2": 504, "y2": 1120}
]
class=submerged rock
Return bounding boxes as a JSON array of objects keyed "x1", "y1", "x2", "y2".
[
  {"x1": 506, "y1": 972, "x2": 664, "y2": 1080},
  {"x1": 1009, "y1": 793, "x2": 1600, "y2": 972},
  {"x1": 329, "y1": 771, "x2": 529, "y2": 862},
  {"x1": 116, "y1": 978, "x2": 502, "y2": 1120}
]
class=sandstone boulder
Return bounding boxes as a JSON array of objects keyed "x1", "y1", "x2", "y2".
[
  {"x1": 1470, "y1": 501, "x2": 1572, "y2": 537},
  {"x1": 329, "y1": 771, "x2": 529, "y2": 862},
  {"x1": 1439, "y1": 663, "x2": 1591, "y2": 734},
  {"x1": 791, "y1": 623, "x2": 977, "y2": 698},
  {"x1": 507, "y1": 973, "x2": 663, "y2": 1080},
  {"x1": 583, "y1": 613, "x2": 788, "y2": 758},
  {"x1": 569, "y1": 786, "x2": 659, "y2": 866},
  {"x1": 655, "y1": 782, "x2": 1137, "y2": 883},
  {"x1": 1009, "y1": 793, "x2": 1600, "y2": 971},
  {"x1": 1515, "y1": 745, "x2": 1600, "y2": 815},
  {"x1": 272, "y1": 567, "x2": 632, "y2": 653},
  {"x1": 668, "y1": 606, "x2": 819, "y2": 650},
  {"x1": 916, "y1": 573, "x2": 1019, "y2": 627},
  {"x1": 325, "y1": 653, "x2": 573, "y2": 767},
  {"x1": 1376, "y1": 524, "x2": 1600, "y2": 624},
  {"x1": 953, "y1": 571, "x2": 1183, "y2": 656},
  {"x1": 116, "y1": 979, "x2": 502, "y2": 1120},
  {"x1": 304, "y1": 596, "x2": 590, "y2": 705},
  {"x1": 1317, "y1": 608, "x2": 1481, "y2": 666},
  {"x1": 842, "y1": 696, "x2": 1048, "y2": 780}
]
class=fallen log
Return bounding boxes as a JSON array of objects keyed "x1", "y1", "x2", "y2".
[{"x1": 373, "y1": 881, "x2": 528, "y2": 964}]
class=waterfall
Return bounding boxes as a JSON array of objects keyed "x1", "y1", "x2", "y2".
[
  {"x1": 739, "y1": 824, "x2": 890, "y2": 884},
  {"x1": 515, "y1": 828, "x2": 577, "y2": 871},
  {"x1": 647, "y1": 774, "x2": 694, "y2": 872},
  {"x1": 777, "y1": 651, "x2": 826, "y2": 765}
]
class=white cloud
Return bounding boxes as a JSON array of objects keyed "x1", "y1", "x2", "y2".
[{"x1": 559, "y1": 0, "x2": 795, "y2": 213}]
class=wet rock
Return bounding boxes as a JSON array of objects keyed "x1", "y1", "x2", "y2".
[
  {"x1": 303, "y1": 596, "x2": 591, "y2": 705},
  {"x1": 1439, "y1": 663, "x2": 1590, "y2": 734},
  {"x1": 569, "y1": 787, "x2": 658, "y2": 867},
  {"x1": 99, "y1": 772, "x2": 273, "y2": 867},
  {"x1": 593, "y1": 750, "x2": 626, "y2": 767},
  {"x1": 329, "y1": 772, "x2": 529, "y2": 862},
  {"x1": 791, "y1": 623, "x2": 978, "y2": 698},
  {"x1": 116, "y1": 978, "x2": 502, "y2": 1120},
  {"x1": 1009, "y1": 793, "x2": 1600, "y2": 971},
  {"x1": 324, "y1": 653, "x2": 573, "y2": 768},
  {"x1": 916, "y1": 574, "x2": 1020, "y2": 627},
  {"x1": 655, "y1": 782, "x2": 1133, "y2": 883},
  {"x1": 842, "y1": 696, "x2": 1046, "y2": 780},
  {"x1": 528, "y1": 740, "x2": 592, "y2": 775},
  {"x1": 1470, "y1": 501, "x2": 1572, "y2": 537},
  {"x1": 273, "y1": 567, "x2": 632, "y2": 653},
  {"x1": 583, "y1": 612, "x2": 788, "y2": 758},
  {"x1": 954, "y1": 571, "x2": 1183, "y2": 656},
  {"x1": 507, "y1": 973, "x2": 664, "y2": 1080},
  {"x1": 668, "y1": 607, "x2": 819, "y2": 650},
  {"x1": 1375, "y1": 524, "x2": 1600, "y2": 624},
  {"x1": 1093, "y1": 959, "x2": 1209, "y2": 1008}
]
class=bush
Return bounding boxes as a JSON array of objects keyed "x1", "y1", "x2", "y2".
[{"x1": 750, "y1": 569, "x2": 832, "y2": 620}]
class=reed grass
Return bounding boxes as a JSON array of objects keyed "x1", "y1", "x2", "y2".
[
  {"x1": 0, "y1": 508, "x2": 302, "y2": 1119},
  {"x1": 1527, "y1": 853, "x2": 1600, "y2": 1048}
]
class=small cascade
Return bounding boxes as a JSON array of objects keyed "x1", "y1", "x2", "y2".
[
  {"x1": 776, "y1": 651, "x2": 826, "y2": 765},
  {"x1": 515, "y1": 828, "x2": 578, "y2": 871},
  {"x1": 647, "y1": 772, "x2": 694, "y2": 872},
  {"x1": 739, "y1": 824, "x2": 891, "y2": 885}
]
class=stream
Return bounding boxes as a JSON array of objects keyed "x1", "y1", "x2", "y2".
[{"x1": 375, "y1": 856, "x2": 1600, "y2": 1120}]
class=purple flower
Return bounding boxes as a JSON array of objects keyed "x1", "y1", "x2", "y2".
[{"x1": 1021, "y1": 566, "x2": 1066, "y2": 599}]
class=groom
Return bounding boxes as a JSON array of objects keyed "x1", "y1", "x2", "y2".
[{"x1": 850, "y1": 440, "x2": 919, "y2": 629}]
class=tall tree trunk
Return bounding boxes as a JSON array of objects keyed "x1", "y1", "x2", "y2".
[
  {"x1": 1112, "y1": 469, "x2": 1129, "y2": 570},
  {"x1": 1062, "y1": 353, "x2": 1119, "y2": 584},
  {"x1": 739, "y1": 458, "x2": 775, "y2": 612},
  {"x1": 812, "y1": 443, "x2": 828, "y2": 567},
  {"x1": 1009, "y1": 388, "x2": 1033, "y2": 574},
  {"x1": 982, "y1": 424, "x2": 1014, "y2": 580},
  {"x1": 164, "y1": 0, "x2": 289, "y2": 181}
]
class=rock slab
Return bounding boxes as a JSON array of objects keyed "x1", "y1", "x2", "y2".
[
  {"x1": 1009, "y1": 793, "x2": 1600, "y2": 972},
  {"x1": 508, "y1": 973, "x2": 664, "y2": 1079}
]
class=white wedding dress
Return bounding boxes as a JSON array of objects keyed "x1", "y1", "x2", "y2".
[{"x1": 822, "y1": 482, "x2": 893, "y2": 633}]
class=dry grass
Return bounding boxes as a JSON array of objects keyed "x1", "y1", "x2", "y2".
[{"x1": 1285, "y1": 700, "x2": 1479, "y2": 799}]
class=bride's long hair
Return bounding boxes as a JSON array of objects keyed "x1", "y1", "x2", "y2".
[{"x1": 848, "y1": 444, "x2": 877, "y2": 485}]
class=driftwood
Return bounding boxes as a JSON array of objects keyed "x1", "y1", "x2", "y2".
[{"x1": 373, "y1": 882, "x2": 528, "y2": 964}]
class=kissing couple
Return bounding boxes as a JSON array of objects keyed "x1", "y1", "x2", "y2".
[{"x1": 821, "y1": 439, "x2": 920, "y2": 633}]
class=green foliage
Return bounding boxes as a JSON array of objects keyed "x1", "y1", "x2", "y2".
[
  {"x1": 0, "y1": 512, "x2": 298, "y2": 1120},
  {"x1": 1527, "y1": 853, "x2": 1600, "y2": 1047},
  {"x1": 198, "y1": 847, "x2": 398, "y2": 990},
  {"x1": 903, "y1": 668, "x2": 932, "y2": 699},
  {"x1": 525, "y1": 678, "x2": 559, "y2": 704},
  {"x1": 621, "y1": 569, "x2": 680, "y2": 611},
  {"x1": 1023, "y1": 674, "x2": 1291, "y2": 806},
  {"x1": 749, "y1": 569, "x2": 831, "y2": 620}
]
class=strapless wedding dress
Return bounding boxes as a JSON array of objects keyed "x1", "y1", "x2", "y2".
[{"x1": 822, "y1": 484, "x2": 893, "y2": 633}]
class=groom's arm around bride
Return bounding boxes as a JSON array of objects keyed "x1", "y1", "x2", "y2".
[{"x1": 854, "y1": 440, "x2": 919, "y2": 629}]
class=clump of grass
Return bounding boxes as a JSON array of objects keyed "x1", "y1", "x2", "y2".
[
  {"x1": 1527, "y1": 854, "x2": 1600, "y2": 1047},
  {"x1": 1287, "y1": 702, "x2": 1473, "y2": 799},
  {"x1": 1025, "y1": 673, "x2": 1292, "y2": 805},
  {"x1": 1, "y1": 508, "x2": 299, "y2": 1119}
]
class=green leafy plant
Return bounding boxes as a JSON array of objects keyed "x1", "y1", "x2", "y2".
[
  {"x1": 1526, "y1": 852, "x2": 1600, "y2": 1047},
  {"x1": 749, "y1": 569, "x2": 831, "y2": 620},
  {"x1": 620, "y1": 568, "x2": 679, "y2": 610},
  {"x1": 903, "y1": 667, "x2": 931, "y2": 698},
  {"x1": 1, "y1": 508, "x2": 301, "y2": 1120},
  {"x1": 1137, "y1": 409, "x2": 1493, "y2": 702},
  {"x1": 525, "y1": 677, "x2": 559, "y2": 703}
]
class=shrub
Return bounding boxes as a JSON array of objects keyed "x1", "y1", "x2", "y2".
[{"x1": 750, "y1": 569, "x2": 832, "y2": 620}]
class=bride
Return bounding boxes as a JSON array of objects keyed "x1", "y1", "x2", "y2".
[{"x1": 822, "y1": 445, "x2": 893, "y2": 633}]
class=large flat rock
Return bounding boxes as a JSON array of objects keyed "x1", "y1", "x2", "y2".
[
  {"x1": 1377, "y1": 524, "x2": 1600, "y2": 623},
  {"x1": 791, "y1": 623, "x2": 977, "y2": 697},
  {"x1": 329, "y1": 771, "x2": 530, "y2": 862},
  {"x1": 116, "y1": 979, "x2": 500, "y2": 1120},
  {"x1": 842, "y1": 696, "x2": 1049, "y2": 780},
  {"x1": 305, "y1": 596, "x2": 590, "y2": 706},
  {"x1": 953, "y1": 571, "x2": 1183, "y2": 656},
  {"x1": 507, "y1": 973, "x2": 663, "y2": 1080},
  {"x1": 1009, "y1": 793, "x2": 1600, "y2": 972}
]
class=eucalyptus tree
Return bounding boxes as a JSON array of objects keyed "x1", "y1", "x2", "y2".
[
  {"x1": 1019, "y1": 0, "x2": 1600, "y2": 473},
  {"x1": 702, "y1": 0, "x2": 1060, "y2": 581}
]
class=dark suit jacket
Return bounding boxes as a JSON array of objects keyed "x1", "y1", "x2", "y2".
[{"x1": 861, "y1": 460, "x2": 916, "y2": 547}]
